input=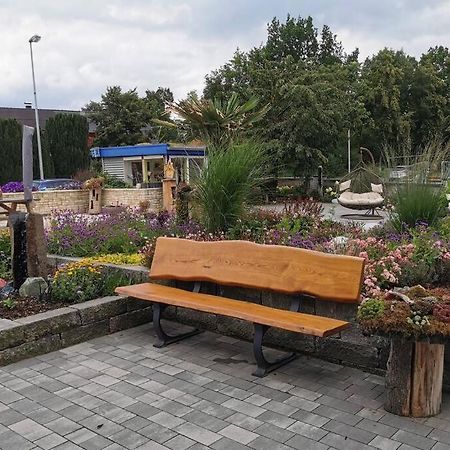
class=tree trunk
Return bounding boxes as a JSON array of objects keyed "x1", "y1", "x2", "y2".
[{"x1": 385, "y1": 338, "x2": 444, "y2": 417}]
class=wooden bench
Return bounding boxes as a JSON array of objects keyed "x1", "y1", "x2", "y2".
[{"x1": 116, "y1": 237, "x2": 365, "y2": 377}]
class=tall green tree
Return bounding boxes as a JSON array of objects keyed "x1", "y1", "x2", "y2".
[
  {"x1": 44, "y1": 114, "x2": 89, "y2": 177},
  {"x1": 360, "y1": 49, "x2": 414, "y2": 159},
  {"x1": 33, "y1": 129, "x2": 55, "y2": 179},
  {"x1": 0, "y1": 118, "x2": 22, "y2": 184},
  {"x1": 84, "y1": 86, "x2": 176, "y2": 147}
]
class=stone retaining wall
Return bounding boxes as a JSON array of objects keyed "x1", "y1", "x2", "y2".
[
  {"x1": 1, "y1": 187, "x2": 162, "y2": 215},
  {"x1": 0, "y1": 296, "x2": 153, "y2": 366}
]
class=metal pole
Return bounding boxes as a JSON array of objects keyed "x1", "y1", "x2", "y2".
[
  {"x1": 29, "y1": 40, "x2": 44, "y2": 180},
  {"x1": 347, "y1": 128, "x2": 351, "y2": 173}
]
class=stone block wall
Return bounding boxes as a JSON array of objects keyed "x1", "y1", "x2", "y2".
[
  {"x1": 1, "y1": 187, "x2": 162, "y2": 215},
  {"x1": 0, "y1": 296, "x2": 153, "y2": 366}
]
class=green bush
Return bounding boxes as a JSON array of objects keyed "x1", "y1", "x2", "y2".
[
  {"x1": 357, "y1": 299, "x2": 385, "y2": 320},
  {"x1": 52, "y1": 261, "x2": 103, "y2": 303},
  {"x1": 194, "y1": 142, "x2": 268, "y2": 232},
  {"x1": 389, "y1": 183, "x2": 446, "y2": 231},
  {"x1": 0, "y1": 231, "x2": 11, "y2": 280}
]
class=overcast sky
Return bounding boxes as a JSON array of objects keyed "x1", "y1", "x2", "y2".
[{"x1": 1, "y1": 0, "x2": 449, "y2": 110}]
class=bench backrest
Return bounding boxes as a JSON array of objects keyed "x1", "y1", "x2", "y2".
[{"x1": 150, "y1": 237, "x2": 365, "y2": 303}]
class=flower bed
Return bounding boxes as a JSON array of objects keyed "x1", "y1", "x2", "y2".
[{"x1": 45, "y1": 205, "x2": 450, "y2": 299}]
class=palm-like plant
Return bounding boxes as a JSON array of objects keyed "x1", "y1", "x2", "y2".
[{"x1": 155, "y1": 93, "x2": 269, "y2": 149}]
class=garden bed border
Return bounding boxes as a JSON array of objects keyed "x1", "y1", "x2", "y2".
[{"x1": 0, "y1": 295, "x2": 153, "y2": 366}]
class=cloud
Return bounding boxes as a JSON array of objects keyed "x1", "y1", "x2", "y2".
[{"x1": 0, "y1": 0, "x2": 448, "y2": 110}]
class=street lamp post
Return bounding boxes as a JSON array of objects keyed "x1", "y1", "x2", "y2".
[{"x1": 29, "y1": 34, "x2": 44, "y2": 180}]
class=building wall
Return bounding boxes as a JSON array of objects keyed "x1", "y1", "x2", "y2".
[{"x1": 1, "y1": 188, "x2": 162, "y2": 215}]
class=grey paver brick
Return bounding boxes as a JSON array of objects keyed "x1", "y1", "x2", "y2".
[
  {"x1": 182, "y1": 410, "x2": 228, "y2": 432},
  {"x1": 379, "y1": 413, "x2": 433, "y2": 436},
  {"x1": 392, "y1": 429, "x2": 436, "y2": 450},
  {"x1": 323, "y1": 419, "x2": 376, "y2": 443},
  {"x1": 248, "y1": 436, "x2": 293, "y2": 449},
  {"x1": 321, "y1": 431, "x2": 374, "y2": 450},
  {"x1": 121, "y1": 416, "x2": 152, "y2": 431},
  {"x1": 164, "y1": 434, "x2": 196, "y2": 450},
  {"x1": 46, "y1": 417, "x2": 83, "y2": 436},
  {"x1": 369, "y1": 435, "x2": 402, "y2": 450},
  {"x1": 314, "y1": 404, "x2": 363, "y2": 426},
  {"x1": 285, "y1": 434, "x2": 329, "y2": 450},
  {"x1": 291, "y1": 409, "x2": 330, "y2": 427},
  {"x1": 34, "y1": 432, "x2": 67, "y2": 449},
  {"x1": 9, "y1": 418, "x2": 52, "y2": 441},
  {"x1": 78, "y1": 435, "x2": 113, "y2": 449},
  {"x1": 109, "y1": 429, "x2": 149, "y2": 449},
  {"x1": 254, "y1": 422, "x2": 294, "y2": 443},
  {"x1": 225, "y1": 412, "x2": 263, "y2": 431},
  {"x1": 79, "y1": 415, "x2": 124, "y2": 437},
  {"x1": 287, "y1": 420, "x2": 328, "y2": 441},
  {"x1": 149, "y1": 411, "x2": 185, "y2": 429},
  {"x1": 65, "y1": 427, "x2": 98, "y2": 444},
  {"x1": 175, "y1": 422, "x2": 221, "y2": 446},
  {"x1": 318, "y1": 394, "x2": 363, "y2": 414},
  {"x1": 257, "y1": 410, "x2": 296, "y2": 429},
  {"x1": 221, "y1": 398, "x2": 266, "y2": 418},
  {"x1": 433, "y1": 443, "x2": 450, "y2": 450},
  {"x1": 219, "y1": 423, "x2": 258, "y2": 445},
  {"x1": 357, "y1": 417, "x2": 398, "y2": 438},
  {"x1": 139, "y1": 422, "x2": 177, "y2": 443},
  {"x1": 430, "y1": 429, "x2": 450, "y2": 445},
  {"x1": 0, "y1": 408, "x2": 27, "y2": 426}
]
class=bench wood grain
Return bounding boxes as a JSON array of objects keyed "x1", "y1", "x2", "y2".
[{"x1": 115, "y1": 283, "x2": 350, "y2": 337}]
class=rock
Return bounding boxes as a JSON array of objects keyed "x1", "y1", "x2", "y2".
[{"x1": 18, "y1": 277, "x2": 47, "y2": 298}]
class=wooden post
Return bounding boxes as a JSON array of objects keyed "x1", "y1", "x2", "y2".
[
  {"x1": 162, "y1": 179, "x2": 176, "y2": 212},
  {"x1": 26, "y1": 213, "x2": 48, "y2": 278},
  {"x1": 385, "y1": 338, "x2": 444, "y2": 417}
]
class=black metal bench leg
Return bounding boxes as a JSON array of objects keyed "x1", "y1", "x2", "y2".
[
  {"x1": 152, "y1": 302, "x2": 203, "y2": 348},
  {"x1": 252, "y1": 323, "x2": 297, "y2": 377}
]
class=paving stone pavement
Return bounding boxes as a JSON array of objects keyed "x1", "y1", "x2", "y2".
[{"x1": 1, "y1": 322, "x2": 450, "y2": 450}]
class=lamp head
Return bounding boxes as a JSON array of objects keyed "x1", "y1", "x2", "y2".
[{"x1": 29, "y1": 35, "x2": 41, "y2": 43}]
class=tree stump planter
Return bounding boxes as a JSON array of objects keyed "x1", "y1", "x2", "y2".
[{"x1": 385, "y1": 337, "x2": 444, "y2": 417}]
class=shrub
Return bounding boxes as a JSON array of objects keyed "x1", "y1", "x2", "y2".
[
  {"x1": 0, "y1": 231, "x2": 10, "y2": 280},
  {"x1": 357, "y1": 299, "x2": 385, "y2": 320},
  {"x1": 389, "y1": 183, "x2": 446, "y2": 231},
  {"x1": 194, "y1": 142, "x2": 268, "y2": 232},
  {"x1": 52, "y1": 261, "x2": 103, "y2": 303}
]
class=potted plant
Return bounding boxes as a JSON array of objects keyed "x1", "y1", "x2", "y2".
[{"x1": 358, "y1": 285, "x2": 450, "y2": 417}]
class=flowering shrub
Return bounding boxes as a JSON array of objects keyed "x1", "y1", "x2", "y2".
[
  {"x1": 46, "y1": 206, "x2": 450, "y2": 298},
  {"x1": 358, "y1": 286, "x2": 450, "y2": 339},
  {"x1": 52, "y1": 261, "x2": 103, "y2": 303},
  {"x1": 81, "y1": 253, "x2": 144, "y2": 266},
  {"x1": 1, "y1": 181, "x2": 25, "y2": 193}
]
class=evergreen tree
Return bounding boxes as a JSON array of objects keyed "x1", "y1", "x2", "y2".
[
  {"x1": 45, "y1": 114, "x2": 89, "y2": 177},
  {"x1": 0, "y1": 118, "x2": 22, "y2": 184}
]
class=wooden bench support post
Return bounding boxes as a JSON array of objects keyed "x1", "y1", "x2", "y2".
[
  {"x1": 252, "y1": 324, "x2": 297, "y2": 378},
  {"x1": 152, "y1": 303, "x2": 203, "y2": 348}
]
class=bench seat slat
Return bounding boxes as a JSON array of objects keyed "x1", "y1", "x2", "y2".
[{"x1": 115, "y1": 283, "x2": 350, "y2": 338}]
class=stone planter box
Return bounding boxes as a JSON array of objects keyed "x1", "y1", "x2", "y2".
[{"x1": 0, "y1": 295, "x2": 153, "y2": 366}]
